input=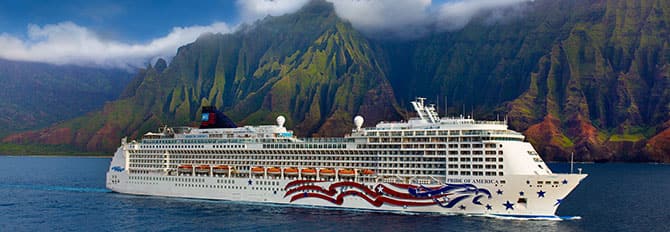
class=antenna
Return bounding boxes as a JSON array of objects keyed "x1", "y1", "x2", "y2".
[
  {"x1": 444, "y1": 95, "x2": 448, "y2": 117},
  {"x1": 436, "y1": 95, "x2": 440, "y2": 116},
  {"x1": 462, "y1": 104, "x2": 465, "y2": 116},
  {"x1": 570, "y1": 152, "x2": 575, "y2": 174}
]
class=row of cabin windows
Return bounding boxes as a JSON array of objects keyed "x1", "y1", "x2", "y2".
[
  {"x1": 369, "y1": 130, "x2": 508, "y2": 137},
  {"x1": 448, "y1": 150, "x2": 503, "y2": 155},
  {"x1": 263, "y1": 144, "x2": 346, "y2": 149},
  {"x1": 447, "y1": 171, "x2": 503, "y2": 176},
  {"x1": 370, "y1": 137, "x2": 496, "y2": 143},
  {"x1": 447, "y1": 164, "x2": 503, "y2": 169},
  {"x1": 448, "y1": 157, "x2": 503, "y2": 162},
  {"x1": 130, "y1": 153, "x2": 444, "y2": 162}
]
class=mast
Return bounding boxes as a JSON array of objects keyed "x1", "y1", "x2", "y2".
[
  {"x1": 570, "y1": 152, "x2": 574, "y2": 174},
  {"x1": 411, "y1": 97, "x2": 439, "y2": 123}
]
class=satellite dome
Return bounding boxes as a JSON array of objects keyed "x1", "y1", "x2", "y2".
[
  {"x1": 276, "y1": 115, "x2": 286, "y2": 127},
  {"x1": 354, "y1": 116, "x2": 364, "y2": 130}
]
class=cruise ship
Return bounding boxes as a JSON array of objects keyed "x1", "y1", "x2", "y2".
[{"x1": 106, "y1": 97, "x2": 587, "y2": 218}]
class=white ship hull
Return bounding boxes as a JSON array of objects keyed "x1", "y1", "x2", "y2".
[
  {"x1": 107, "y1": 163, "x2": 585, "y2": 217},
  {"x1": 106, "y1": 98, "x2": 588, "y2": 218}
]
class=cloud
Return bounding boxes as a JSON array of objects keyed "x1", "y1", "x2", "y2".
[
  {"x1": 328, "y1": 0, "x2": 432, "y2": 37},
  {"x1": 238, "y1": 0, "x2": 534, "y2": 38},
  {"x1": 237, "y1": 0, "x2": 311, "y2": 22},
  {"x1": 0, "y1": 0, "x2": 534, "y2": 68},
  {"x1": 0, "y1": 21, "x2": 232, "y2": 69},
  {"x1": 437, "y1": 0, "x2": 533, "y2": 31}
]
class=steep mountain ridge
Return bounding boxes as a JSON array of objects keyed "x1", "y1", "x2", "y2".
[
  {"x1": 3, "y1": 1, "x2": 402, "y2": 152},
  {"x1": 3, "y1": 0, "x2": 670, "y2": 162},
  {"x1": 508, "y1": 0, "x2": 670, "y2": 162},
  {"x1": 0, "y1": 59, "x2": 132, "y2": 137}
]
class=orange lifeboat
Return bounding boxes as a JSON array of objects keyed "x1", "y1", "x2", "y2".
[
  {"x1": 301, "y1": 168, "x2": 317, "y2": 176},
  {"x1": 319, "y1": 168, "x2": 336, "y2": 176},
  {"x1": 195, "y1": 165, "x2": 210, "y2": 173},
  {"x1": 339, "y1": 169, "x2": 356, "y2": 177},
  {"x1": 251, "y1": 166, "x2": 265, "y2": 175},
  {"x1": 284, "y1": 167, "x2": 299, "y2": 176},
  {"x1": 212, "y1": 165, "x2": 230, "y2": 174},
  {"x1": 178, "y1": 164, "x2": 193, "y2": 173},
  {"x1": 361, "y1": 169, "x2": 375, "y2": 175},
  {"x1": 267, "y1": 167, "x2": 281, "y2": 175}
]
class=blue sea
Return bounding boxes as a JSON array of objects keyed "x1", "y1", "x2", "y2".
[{"x1": 0, "y1": 156, "x2": 668, "y2": 231}]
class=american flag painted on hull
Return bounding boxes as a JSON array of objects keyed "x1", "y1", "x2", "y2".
[{"x1": 284, "y1": 180, "x2": 492, "y2": 209}]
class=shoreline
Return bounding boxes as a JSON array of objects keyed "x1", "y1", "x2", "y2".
[{"x1": 0, "y1": 153, "x2": 111, "y2": 158}]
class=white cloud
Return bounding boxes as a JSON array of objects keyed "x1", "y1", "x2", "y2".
[
  {"x1": 328, "y1": 0, "x2": 432, "y2": 37},
  {"x1": 0, "y1": 21, "x2": 232, "y2": 69},
  {"x1": 437, "y1": 0, "x2": 533, "y2": 30},
  {"x1": 0, "y1": 0, "x2": 534, "y2": 68},
  {"x1": 237, "y1": 0, "x2": 311, "y2": 22},
  {"x1": 237, "y1": 0, "x2": 534, "y2": 38}
]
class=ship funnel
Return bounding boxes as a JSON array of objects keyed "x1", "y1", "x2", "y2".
[
  {"x1": 200, "y1": 106, "x2": 237, "y2": 129},
  {"x1": 354, "y1": 116, "x2": 364, "y2": 130},
  {"x1": 276, "y1": 115, "x2": 286, "y2": 127}
]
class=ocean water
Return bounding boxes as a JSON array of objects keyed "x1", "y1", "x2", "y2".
[{"x1": 0, "y1": 156, "x2": 668, "y2": 232}]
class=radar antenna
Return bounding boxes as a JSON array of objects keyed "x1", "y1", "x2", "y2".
[{"x1": 411, "y1": 97, "x2": 440, "y2": 123}]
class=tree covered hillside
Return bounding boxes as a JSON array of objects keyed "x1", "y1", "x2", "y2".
[{"x1": 4, "y1": 0, "x2": 670, "y2": 162}]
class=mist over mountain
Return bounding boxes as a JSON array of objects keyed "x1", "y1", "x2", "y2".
[
  {"x1": 4, "y1": 0, "x2": 670, "y2": 162},
  {"x1": 0, "y1": 59, "x2": 132, "y2": 137}
]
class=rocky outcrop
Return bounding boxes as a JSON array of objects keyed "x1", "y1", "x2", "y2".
[{"x1": 4, "y1": 0, "x2": 670, "y2": 162}]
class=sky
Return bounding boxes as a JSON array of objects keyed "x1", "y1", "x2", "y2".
[{"x1": 0, "y1": 0, "x2": 533, "y2": 69}]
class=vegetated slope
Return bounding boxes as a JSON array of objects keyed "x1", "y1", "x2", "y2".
[
  {"x1": 2, "y1": 0, "x2": 402, "y2": 152},
  {"x1": 5, "y1": 0, "x2": 670, "y2": 162},
  {"x1": 506, "y1": 0, "x2": 670, "y2": 162},
  {"x1": 379, "y1": 0, "x2": 670, "y2": 162},
  {"x1": 0, "y1": 59, "x2": 132, "y2": 137}
]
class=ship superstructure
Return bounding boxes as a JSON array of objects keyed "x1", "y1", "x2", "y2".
[{"x1": 107, "y1": 98, "x2": 586, "y2": 218}]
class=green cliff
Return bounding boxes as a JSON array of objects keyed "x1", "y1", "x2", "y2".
[{"x1": 4, "y1": 0, "x2": 670, "y2": 162}]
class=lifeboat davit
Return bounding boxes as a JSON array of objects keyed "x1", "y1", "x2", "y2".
[
  {"x1": 212, "y1": 165, "x2": 230, "y2": 174},
  {"x1": 178, "y1": 164, "x2": 193, "y2": 173},
  {"x1": 251, "y1": 166, "x2": 265, "y2": 175},
  {"x1": 195, "y1": 165, "x2": 210, "y2": 173},
  {"x1": 361, "y1": 169, "x2": 375, "y2": 175},
  {"x1": 339, "y1": 169, "x2": 356, "y2": 177},
  {"x1": 301, "y1": 168, "x2": 317, "y2": 176},
  {"x1": 284, "y1": 167, "x2": 299, "y2": 176},
  {"x1": 267, "y1": 167, "x2": 281, "y2": 175},
  {"x1": 319, "y1": 168, "x2": 335, "y2": 176}
]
